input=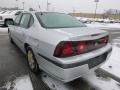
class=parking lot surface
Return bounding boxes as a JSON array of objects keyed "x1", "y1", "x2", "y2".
[
  {"x1": 0, "y1": 28, "x2": 50, "y2": 90},
  {"x1": 0, "y1": 32, "x2": 28, "y2": 86}
]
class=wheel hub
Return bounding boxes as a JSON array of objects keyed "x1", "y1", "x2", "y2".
[{"x1": 27, "y1": 50, "x2": 35, "y2": 69}]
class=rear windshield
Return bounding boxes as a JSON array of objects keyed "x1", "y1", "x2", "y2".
[{"x1": 35, "y1": 12, "x2": 86, "y2": 28}]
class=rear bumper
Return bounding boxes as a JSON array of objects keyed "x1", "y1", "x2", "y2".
[
  {"x1": 0, "y1": 20, "x2": 4, "y2": 25},
  {"x1": 36, "y1": 44, "x2": 112, "y2": 83}
]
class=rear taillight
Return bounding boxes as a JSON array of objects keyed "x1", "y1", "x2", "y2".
[
  {"x1": 62, "y1": 42, "x2": 73, "y2": 57},
  {"x1": 100, "y1": 36, "x2": 109, "y2": 44},
  {"x1": 54, "y1": 35, "x2": 109, "y2": 58},
  {"x1": 77, "y1": 41, "x2": 87, "y2": 54},
  {"x1": 54, "y1": 42, "x2": 73, "y2": 57}
]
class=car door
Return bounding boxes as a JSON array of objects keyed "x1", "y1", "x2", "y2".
[
  {"x1": 10, "y1": 13, "x2": 22, "y2": 45},
  {"x1": 14, "y1": 13, "x2": 33, "y2": 52}
]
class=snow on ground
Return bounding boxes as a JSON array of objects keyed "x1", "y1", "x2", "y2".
[
  {"x1": 84, "y1": 35, "x2": 120, "y2": 90},
  {"x1": 83, "y1": 72, "x2": 120, "y2": 90},
  {"x1": 42, "y1": 71, "x2": 120, "y2": 90},
  {"x1": 86, "y1": 22, "x2": 120, "y2": 30},
  {"x1": 0, "y1": 27, "x2": 8, "y2": 32},
  {"x1": 83, "y1": 40, "x2": 120, "y2": 90},
  {"x1": 112, "y1": 37, "x2": 120, "y2": 46},
  {"x1": 2, "y1": 75, "x2": 33, "y2": 90},
  {"x1": 107, "y1": 23, "x2": 120, "y2": 29},
  {"x1": 101, "y1": 45, "x2": 120, "y2": 79}
]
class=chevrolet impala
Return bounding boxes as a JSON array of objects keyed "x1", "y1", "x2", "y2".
[{"x1": 8, "y1": 12, "x2": 112, "y2": 82}]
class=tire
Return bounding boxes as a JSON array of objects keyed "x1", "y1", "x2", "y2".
[
  {"x1": 27, "y1": 47, "x2": 39, "y2": 73},
  {"x1": 5, "y1": 20, "x2": 13, "y2": 27}
]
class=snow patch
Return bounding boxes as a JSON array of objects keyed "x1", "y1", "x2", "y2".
[
  {"x1": 3, "y1": 75, "x2": 33, "y2": 90},
  {"x1": 42, "y1": 71, "x2": 120, "y2": 90},
  {"x1": 83, "y1": 72, "x2": 120, "y2": 90},
  {"x1": 0, "y1": 27, "x2": 8, "y2": 32},
  {"x1": 101, "y1": 45, "x2": 120, "y2": 79},
  {"x1": 86, "y1": 22, "x2": 120, "y2": 30}
]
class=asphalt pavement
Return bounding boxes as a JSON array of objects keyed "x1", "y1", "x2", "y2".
[
  {"x1": 0, "y1": 30, "x2": 30, "y2": 87},
  {"x1": 0, "y1": 28, "x2": 50, "y2": 90}
]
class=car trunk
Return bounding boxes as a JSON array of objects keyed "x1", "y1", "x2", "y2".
[
  {"x1": 52, "y1": 27, "x2": 108, "y2": 40},
  {"x1": 51, "y1": 27, "x2": 109, "y2": 57}
]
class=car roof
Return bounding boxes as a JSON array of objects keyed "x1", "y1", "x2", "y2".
[{"x1": 21, "y1": 11, "x2": 65, "y2": 15}]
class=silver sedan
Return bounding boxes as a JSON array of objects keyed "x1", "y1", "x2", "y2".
[{"x1": 8, "y1": 12, "x2": 112, "y2": 83}]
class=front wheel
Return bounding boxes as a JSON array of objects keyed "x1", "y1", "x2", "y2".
[
  {"x1": 27, "y1": 47, "x2": 39, "y2": 73},
  {"x1": 5, "y1": 20, "x2": 13, "y2": 27}
]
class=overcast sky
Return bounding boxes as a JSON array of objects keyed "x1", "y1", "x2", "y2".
[{"x1": 0, "y1": 0, "x2": 120, "y2": 13}]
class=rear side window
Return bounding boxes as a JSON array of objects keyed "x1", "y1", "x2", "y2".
[
  {"x1": 29, "y1": 16, "x2": 34, "y2": 27},
  {"x1": 19, "y1": 14, "x2": 31, "y2": 28},
  {"x1": 14, "y1": 14, "x2": 22, "y2": 25}
]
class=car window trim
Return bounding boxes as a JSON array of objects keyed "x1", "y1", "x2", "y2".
[
  {"x1": 35, "y1": 12, "x2": 47, "y2": 29},
  {"x1": 19, "y1": 13, "x2": 34, "y2": 29},
  {"x1": 28, "y1": 14, "x2": 34, "y2": 28},
  {"x1": 14, "y1": 13, "x2": 23, "y2": 26}
]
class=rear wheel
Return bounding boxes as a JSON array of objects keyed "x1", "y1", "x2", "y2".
[{"x1": 27, "y1": 47, "x2": 39, "y2": 73}]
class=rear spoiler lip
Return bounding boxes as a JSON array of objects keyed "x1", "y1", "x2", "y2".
[{"x1": 91, "y1": 33, "x2": 103, "y2": 37}]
